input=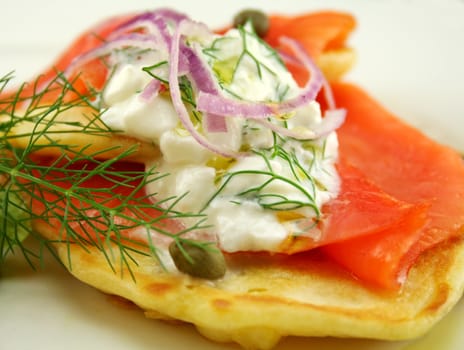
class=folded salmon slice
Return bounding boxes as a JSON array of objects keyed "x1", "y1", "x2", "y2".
[
  {"x1": 279, "y1": 161, "x2": 429, "y2": 255},
  {"x1": 321, "y1": 83, "x2": 464, "y2": 290},
  {"x1": 265, "y1": 11, "x2": 356, "y2": 58}
]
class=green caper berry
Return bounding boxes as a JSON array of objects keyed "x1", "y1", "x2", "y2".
[
  {"x1": 169, "y1": 240, "x2": 226, "y2": 279},
  {"x1": 233, "y1": 9, "x2": 269, "y2": 37}
]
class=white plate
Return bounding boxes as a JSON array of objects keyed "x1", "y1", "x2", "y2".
[{"x1": 1, "y1": 1, "x2": 464, "y2": 349}]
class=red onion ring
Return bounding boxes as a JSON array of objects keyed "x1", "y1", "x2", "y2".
[
  {"x1": 139, "y1": 78, "x2": 161, "y2": 102},
  {"x1": 110, "y1": 9, "x2": 189, "y2": 38},
  {"x1": 56, "y1": 8, "x2": 345, "y2": 156},
  {"x1": 195, "y1": 36, "x2": 344, "y2": 141},
  {"x1": 196, "y1": 36, "x2": 324, "y2": 119},
  {"x1": 168, "y1": 20, "x2": 239, "y2": 158},
  {"x1": 65, "y1": 33, "x2": 160, "y2": 77},
  {"x1": 278, "y1": 47, "x2": 337, "y2": 110}
]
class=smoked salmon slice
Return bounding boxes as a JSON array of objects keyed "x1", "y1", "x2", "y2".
[
  {"x1": 263, "y1": 12, "x2": 356, "y2": 85},
  {"x1": 28, "y1": 160, "x2": 184, "y2": 247},
  {"x1": 321, "y1": 82, "x2": 464, "y2": 290},
  {"x1": 265, "y1": 11, "x2": 356, "y2": 58},
  {"x1": 279, "y1": 161, "x2": 429, "y2": 256}
]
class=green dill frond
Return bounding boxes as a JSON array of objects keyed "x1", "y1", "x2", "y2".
[
  {"x1": 200, "y1": 142, "x2": 321, "y2": 217},
  {"x1": 0, "y1": 72, "x2": 212, "y2": 279},
  {"x1": 203, "y1": 24, "x2": 293, "y2": 102},
  {"x1": 142, "y1": 61, "x2": 169, "y2": 84}
]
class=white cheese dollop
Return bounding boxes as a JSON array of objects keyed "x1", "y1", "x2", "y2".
[
  {"x1": 207, "y1": 200, "x2": 288, "y2": 252},
  {"x1": 99, "y1": 25, "x2": 341, "y2": 253}
]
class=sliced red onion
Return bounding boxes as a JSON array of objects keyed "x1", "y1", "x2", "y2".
[
  {"x1": 261, "y1": 48, "x2": 345, "y2": 140},
  {"x1": 139, "y1": 78, "x2": 161, "y2": 102},
  {"x1": 108, "y1": 19, "x2": 168, "y2": 48},
  {"x1": 61, "y1": 11, "x2": 178, "y2": 95},
  {"x1": 181, "y1": 44, "x2": 227, "y2": 132},
  {"x1": 57, "y1": 8, "x2": 344, "y2": 156},
  {"x1": 195, "y1": 36, "x2": 346, "y2": 142},
  {"x1": 147, "y1": 15, "x2": 173, "y2": 50},
  {"x1": 197, "y1": 92, "x2": 275, "y2": 118},
  {"x1": 274, "y1": 37, "x2": 324, "y2": 112},
  {"x1": 278, "y1": 38, "x2": 345, "y2": 135},
  {"x1": 65, "y1": 33, "x2": 160, "y2": 77},
  {"x1": 321, "y1": 79, "x2": 336, "y2": 111},
  {"x1": 196, "y1": 36, "x2": 324, "y2": 118},
  {"x1": 321, "y1": 108, "x2": 346, "y2": 135},
  {"x1": 181, "y1": 45, "x2": 218, "y2": 95},
  {"x1": 203, "y1": 113, "x2": 228, "y2": 133},
  {"x1": 110, "y1": 9, "x2": 189, "y2": 38},
  {"x1": 168, "y1": 19, "x2": 239, "y2": 158},
  {"x1": 149, "y1": 8, "x2": 190, "y2": 25},
  {"x1": 279, "y1": 48, "x2": 337, "y2": 111}
]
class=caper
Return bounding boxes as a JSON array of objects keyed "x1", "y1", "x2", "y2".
[
  {"x1": 233, "y1": 9, "x2": 269, "y2": 37},
  {"x1": 169, "y1": 240, "x2": 226, "y2": 279}
]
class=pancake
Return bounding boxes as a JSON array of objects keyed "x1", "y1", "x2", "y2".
[
  {"x1": 3, "y1": 8, "x2": 464, "y2": 350},
  {"x1": 2, "y1": 106, "x2": 158, "y2": 162},
  {"x1": 34, "y1": 219, "x2": 464, "y2": 350},
  {"x1": 317, "y1": 48, "x2": 356, "y2": 81}
]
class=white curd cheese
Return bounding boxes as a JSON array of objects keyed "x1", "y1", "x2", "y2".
[
  {"x1": 146, "y1": 162, "x2": 216, "y2": 214},
  {"x1": 99, "y1": 24, "x2": 341, "y2": 253},
  {"x1": 205, "y1": 23, "x2": 299, "y2": 102},
  {"x1": 103, "y1": 64, "x2": 151, "y2": 106},
  {"x1": 103, "y1": 94, "x2": 179, "y2": 142},
  {"x1": 159, "y1": 130, "x2": 212, "y2": 164},
  {"x1": 207, "y1": 200, "x2": 288, "y2": 252}
]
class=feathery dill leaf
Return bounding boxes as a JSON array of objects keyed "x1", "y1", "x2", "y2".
[{"x1": 0, "y1": 72, "x2": 211, "y2": 279}]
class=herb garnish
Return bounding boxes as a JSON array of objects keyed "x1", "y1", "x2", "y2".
[{"x1": 0, "y1": 72, "x2": 212, "y2": 279}]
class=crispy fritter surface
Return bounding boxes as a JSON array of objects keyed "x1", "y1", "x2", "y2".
[
  {"x1": 25, "y1": 46, "x2": 464, "y2": 350},
  {"x1": 36, "y1": 217, "x2": 464, "y2": 350}
]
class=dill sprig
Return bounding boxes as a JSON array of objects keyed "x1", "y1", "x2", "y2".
[
  {"x1": 203, "y1": 24, "x2": 291, "y2": 102},
  {"x1": 201, "y1": 137, "x2": 321, "y2": 219},
  {"x1": 0, "y1": 72, "x2": 211, "y2": 279},
  {"x1": 142, "y1": 61, "x2": 169, "y2": 84},
  {"x1": 234, "y1": 26, "x2": 278, "y2": 81}
]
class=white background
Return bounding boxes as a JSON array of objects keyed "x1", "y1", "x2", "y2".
[{"x1": 1, "y1": 1, "x2": 464, "y2": 349}]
